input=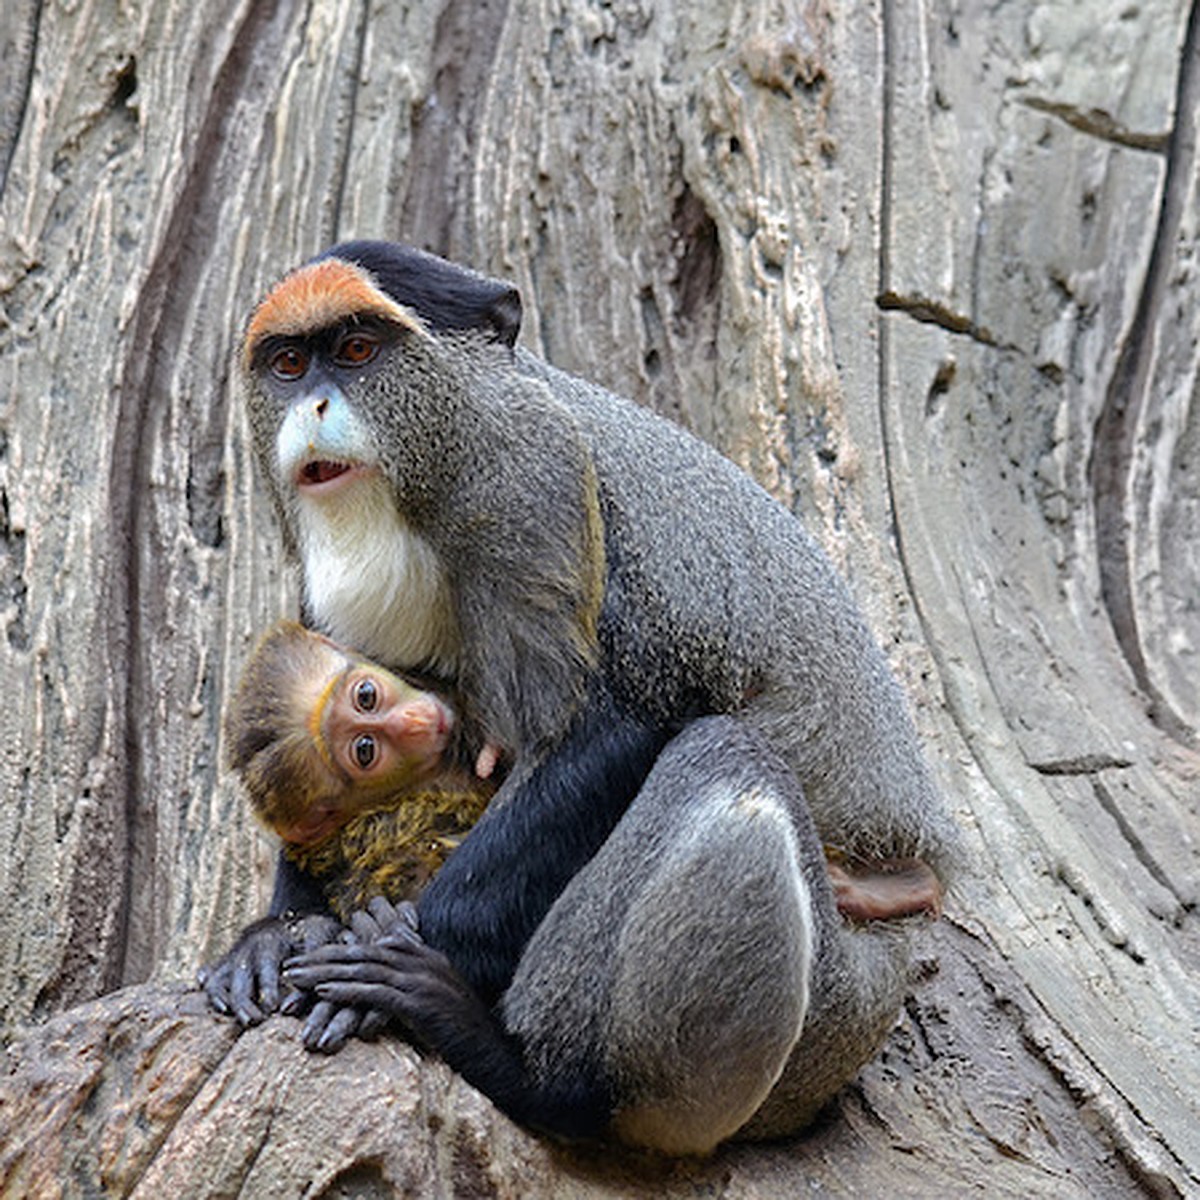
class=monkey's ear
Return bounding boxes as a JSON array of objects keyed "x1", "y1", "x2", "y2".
[{"x1": 484, "y1": 287, "x2": 522, "y2": 348}]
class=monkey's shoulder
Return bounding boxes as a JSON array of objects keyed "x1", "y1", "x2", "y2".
[{"x1": 513, "y1": 351, "x2": 805, "y2": 538}]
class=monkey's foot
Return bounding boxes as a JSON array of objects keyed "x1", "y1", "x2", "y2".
[{"x1": 826, "y1": 856, "x2": 943, "y2": 922}]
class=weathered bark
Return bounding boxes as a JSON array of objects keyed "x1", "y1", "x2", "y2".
[
  {"x1": 0, "y1": 923, "x2": 1163, "y2": 1199},
  {"x1": 0, "y1": 0, "x2": 1196, "y2": 1194}
]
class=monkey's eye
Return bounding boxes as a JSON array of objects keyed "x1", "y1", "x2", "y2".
[
  {"x1": 269, "y1": 346, "x2": 309, "y2": 380},
  {"x1": 352, "y1": 734, "x2": 377, "y2": 770},
  {"x1": 334, "y1": 333, "x2": 380, "y2": 368},
  {"x1": 353, "y1": 678, "x2": 379, "y2": 712}
]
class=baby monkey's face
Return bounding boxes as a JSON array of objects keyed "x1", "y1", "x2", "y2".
[
  {"x1": 321, "y1": 661, "x2": 454, "y2": 786},
  {"x1": 228, "y1": 620, "x2": 466, "y2": 849}
]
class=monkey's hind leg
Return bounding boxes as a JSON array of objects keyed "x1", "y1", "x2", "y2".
[{"x1": 503, "y1": 716, "x2": 817, "y2": 1156}]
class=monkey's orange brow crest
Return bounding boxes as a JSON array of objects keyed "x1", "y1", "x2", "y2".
[{"x1": 244, "y1": 258, "x2": 427, "y2": 362}]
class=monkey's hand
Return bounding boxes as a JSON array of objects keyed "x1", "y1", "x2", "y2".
[
  {"x1": 282, "y1": 904, "x2": 494, "y2": 1060},
  {"x1": 279, "y1": 897, "x2": 427, "y2": 1053},
  {"x1": 198, "y1": 912, "x2": 342, "y2": 1027},
  {"x1": 474, "y1": 741, "x2": 504, "y2": 779},
  {"x1": 282, "y1": 902, "x2": 615, "y2": 1141}
]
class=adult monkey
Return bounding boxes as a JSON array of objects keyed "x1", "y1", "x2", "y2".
[{"x1": 204, "y1": 241, "x2": 961, "y2": 1154}]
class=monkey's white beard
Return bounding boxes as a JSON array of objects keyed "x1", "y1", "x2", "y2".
[{"x1": 295, "y1": 472, "x2": 460, "y2": 675}]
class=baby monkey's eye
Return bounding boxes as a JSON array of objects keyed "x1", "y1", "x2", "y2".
[
  {"x1": 352, "y1": 734, "x2": 377, "y2": 770},
  {"x1": 353, "y1": 678, "x2": 379, "y2": 712}
]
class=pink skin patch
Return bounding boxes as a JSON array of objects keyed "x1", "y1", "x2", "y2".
[{"x1": 277, "y1": 807, "x2": 344, "y2": 848}]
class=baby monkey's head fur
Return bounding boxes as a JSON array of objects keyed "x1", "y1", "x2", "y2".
[
  {"x1": 225, "y1": 619, "x2": 494, "y2": 913},
  {"x1": 226, "y1": 621, "x2": 356, "y2": 840}
]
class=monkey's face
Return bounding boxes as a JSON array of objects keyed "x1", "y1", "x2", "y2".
[
  {"x1": 259, "y1": 657, "x2": 457, "y2": 849},
  {"x1": 242, "y1": 244, "x2": 522, "y2": 528},
  {"x1": 229, "y1": 621, "x2": 460, "y2": 846},
  {"x1": 248, "y1": 317, "x2": 400, "y2": 511},
  {"x1": 317, "y1": 659, "x2": 455, "y2": 797},
  {"x1": 242, "y1": 257, "x2": 467, "y2": 520}
]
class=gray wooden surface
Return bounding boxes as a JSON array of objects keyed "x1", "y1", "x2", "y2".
[{"x1": 1, "y1": 1, "x2": 1196, "y2": 1193}]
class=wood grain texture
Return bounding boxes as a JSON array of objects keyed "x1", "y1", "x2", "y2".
[{"x1": 0, "y1": 0, "x2": 1196, "y2": 1193}]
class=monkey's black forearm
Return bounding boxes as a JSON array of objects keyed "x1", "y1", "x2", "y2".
[
  {"x1": 268, "y1": 850, "x2": 334, "y2": 918},
  {"x1": 416, "y1": 683, "x2": 674, "y2": 1006},
  {"x1": 403, "y1": 983, "x2": 613, "y2": 1141},
  {"x1": 283, "y1": 935, "x2": 614, "y2": 1142}
]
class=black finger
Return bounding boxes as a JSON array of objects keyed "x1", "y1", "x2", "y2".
[
  {"x1": 229, "y1": 962, "x2": 265, "y2": 1027},
  {"x1": 393, "y1": 900, "x2": 420, "y2": 933},
  {"x1": 378, "y1": 922, "x2": 423, "y2": 950},
  {"x1": 316, "y1": 1004, "x2": 362, "y2": 1053},
  {"x1": 314, "y1": 982, "x2": 412, "y2": 1018},
  {"x1": 348, "y1": 908, "x2": 382, "y2": 943},
  {"x1": 367, "y1": 895, "x2": 401, "y2": 929},
  {"x1": 280, "y1": 986, "x2": 314, "y2": 1018},
  {"x1": 301, "y1": 999, "x2": 338, "y2": 1050},
  {"x1": 254, "y1": 943, "x2": 282, "y2": 1014},
  {"x1": 284, "y1": 942, "x2": 393, "y2": 971},
  {"x1": 285, "y1": 956, "x2": 408, "y2": 991},
  {"x1": 357, "y1": 1009, "x2": 389, "y2": 1040},
  {"x1": 204, "y1": 977, "x2": 233, "y2": 1016}
]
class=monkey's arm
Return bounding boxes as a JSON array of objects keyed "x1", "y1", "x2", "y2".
[
  {"x1": 284, "y1": 716, "x2": 824, "y2": 1152},
  {"x1": 282, "y1": 685, "x2": 674, "y2": 1055},
  {"x1": 198, "y1": 854, "x2": 341, "y2": 1025},
  {"x1": 414, "y1": 683, "x2": 676, "y2": 1005},
  {"x1": 283, "y1": 913, "x2": 613, "y2": 1141},
  {"x1": 219, "y1": 683, "x2": 669, "y2": 1041}
]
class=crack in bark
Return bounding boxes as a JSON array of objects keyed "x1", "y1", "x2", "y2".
[
  {"x1": 1054, "y1": 859, "x2": 1146, "y2": 964},
  {"x1": 877, "y1": 0, "x2": 904, "y2": 599},
  {"x1": 876, "y1": 289, "x2": 1011, "y2": 348},
  {"x1": 1029, "y1": 754, "x2": 1133, "y2": 776},
  {"x1": 1088, "y1": 0, "x2": 1200, "y2": 748},
  {"x1": 0, "y1": 0, "x2": 43, "y2": 197},
  {"x1": 1091, "y1": 777, "x2": 1187, "y2": 906},
  {"x1": 399, "y1": 0, "x2": 511, "y2": 253},
  {"x1": 967, "y1": 947, "x2": 1189, "y2": 1198},
  {"x1": 329, "y1": 0, "x2": 371, "y2": 241},
  {"x1": 1020, "y1": 96, "x2": 1170, "y2": 153}
]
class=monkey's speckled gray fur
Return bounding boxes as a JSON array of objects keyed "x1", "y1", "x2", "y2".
[{"x1": 234, "y1": 242, "x2": 963, "y2": 1153}]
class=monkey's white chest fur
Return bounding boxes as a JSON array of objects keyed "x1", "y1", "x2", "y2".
[{"x1": 295, "y1": 472, "x2": 460, "y2": 675}]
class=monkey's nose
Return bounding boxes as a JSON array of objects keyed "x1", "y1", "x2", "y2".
[
  {"x1": 315, "y1": 396, "x2": 330, "y2": 418},
  {"x1": 387, "y1": 699, "x2": 450, "y2": 749}
]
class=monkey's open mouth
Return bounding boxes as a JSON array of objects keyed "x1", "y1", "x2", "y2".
[{"x1": 297, "y1": 459, "x2": 352, "y2": 487}]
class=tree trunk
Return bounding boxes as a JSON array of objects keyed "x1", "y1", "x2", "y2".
[{"x1": 1, "y1": 0, "x2": 1196, "y2": 1195}]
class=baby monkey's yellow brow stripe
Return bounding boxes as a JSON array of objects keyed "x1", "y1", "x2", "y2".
[{"x1": 307, "y1": 668, "x2": 347, "y2": 779}]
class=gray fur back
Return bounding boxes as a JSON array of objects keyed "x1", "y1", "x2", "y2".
[{"x1": 515, "y1": 352, "x2": 959, "y2": 876}]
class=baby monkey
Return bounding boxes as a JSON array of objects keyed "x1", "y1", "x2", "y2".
[
  {"x1": 226, "y1": 620, "x2": 497, "y2": 919},
  {"x1": 227, "y1": 621, "x2": 940, "y2": 927}
]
